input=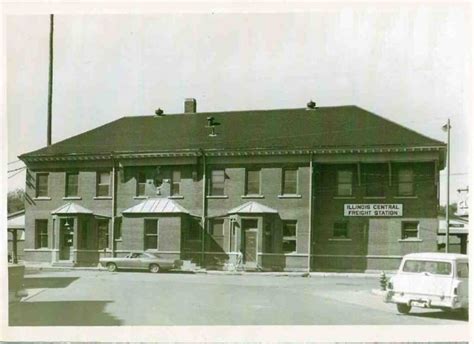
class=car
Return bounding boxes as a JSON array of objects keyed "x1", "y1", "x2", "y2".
[
  {"x1": 385, "y1": 252, "x2": 469, "y2": 314},
  {"x1": 99, "y1": 252, "x2": 177, "y2": 273}
]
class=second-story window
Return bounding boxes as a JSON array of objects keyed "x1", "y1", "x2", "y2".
[
  {"x1": 36, "y1": 173, "x2": 49, "y2": 197},
  {"x1": 171, "y1": 170, "x2": 181, "y2": 196},
  {"x1": 282, "y1": 168, "x2": 298, "y2": 195},
  {"x1": 136, "y1": 171, "x2": 146, "y2": 196},
  {"x1": 65, "y1": 172, "x2": 79, "y2": 197},
  {"x1": 96, "y1": 171, "x2": 110, "y2": 197},
  {"x1": 210, "y1": 169, "x2": 225, "y2": 196},
  {"x1": 364, "y1": 164, "x2": 385, "y2": 197},
  {"x1": 398, "y1": 168, "x2": 414, "y2": 196},
  {"x1": 337, "y1": 170, "x2": 353, "y2": 196},
  {"x1": 245, "y1": 169, "x2": 260, "y2": 195}
]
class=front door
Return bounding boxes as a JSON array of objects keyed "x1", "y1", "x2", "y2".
[
  {"x1": 60, "y1": 219, "x2": 74, "y2": 261},
  {"x1": 241, "y1": 219, "x2": 258, "y2": 268}
]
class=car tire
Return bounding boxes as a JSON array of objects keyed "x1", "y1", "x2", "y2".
[
  {"x1": 149, "y1": 264, "x2": 160, "y2": 273},
  {"x1": 396, "y1": 303, "x2": 411, "y2": 314},
  {"x1": 107, "y1": 263, "x2": 118, "y2": 272}
]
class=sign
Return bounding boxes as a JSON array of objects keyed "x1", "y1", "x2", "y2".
[{"x1": 344, "y1": 204, "x2": 403, "y2": 217}]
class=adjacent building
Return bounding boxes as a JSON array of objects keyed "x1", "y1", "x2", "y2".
[{"x1": 19, "y1": 100, "x2": 446, "y2": 271}]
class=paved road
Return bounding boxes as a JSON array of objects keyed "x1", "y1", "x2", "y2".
[{"x1": 9, "y1": 270, "x2": 468, "y2": 326}]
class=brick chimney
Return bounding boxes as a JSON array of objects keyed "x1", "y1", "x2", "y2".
[{"x1": 184, "y1": 98, "x2": 197, "y2": 113}]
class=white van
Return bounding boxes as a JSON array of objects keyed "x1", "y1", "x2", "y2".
[{"x1": 385, "y1": 252, "x2": 468, "y2": 314}]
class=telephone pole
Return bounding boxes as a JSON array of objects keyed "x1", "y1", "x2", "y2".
[
  {"x1": 47, "y1": 14, "x2": 54, "y2": 146},
  {"x1": 443, "y1": 119, "x2": 451, "y2": 253}
]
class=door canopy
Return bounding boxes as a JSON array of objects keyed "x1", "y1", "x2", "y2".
[
  {"x1": 123, "y1": 198, "x2": 190, "y2": 214},
  {"x1": 227, "y1": 201, "x2": 278, "y2": 214}
]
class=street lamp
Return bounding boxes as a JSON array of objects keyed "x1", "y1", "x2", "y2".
[{"x1": 442, "y1": 119, "x2": 451, "y2": 253}]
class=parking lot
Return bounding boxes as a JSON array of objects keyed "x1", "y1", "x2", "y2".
[{"x1": 9, "y1": 269, "x2": 468, "y2": 326}]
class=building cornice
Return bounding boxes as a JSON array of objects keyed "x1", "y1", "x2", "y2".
[{"x1": 20, "y1": 145, "x2": 445, "y2": 163}]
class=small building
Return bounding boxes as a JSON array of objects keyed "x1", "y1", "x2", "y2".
[
  {"x1": 7, "y1": 210, "x2": 26, "y2": 262},
  {"x1": 18, "y1": 100, "x2": 446, "y2": 271}
]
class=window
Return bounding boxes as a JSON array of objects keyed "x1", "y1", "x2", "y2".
[
  {"x1": 398, "y1": 168, "x2": 414, "y2": 196},
  {"x1": 210, "y1": 169, "x2": 225, "y2": 196},
  {"x1": 97, "y1": 220, "x2": 109, "y2": 249},
  {"x1": 65, "y1": 172, "x2": 79, "y2": 197},
  {"x1": 136, "y1": 171, "x2": 146, "y2": 196},
  {"x1": 210, "y1": 219, "x2": 224, "y2": 236},
  {"x1": 402, "y1": 260, "x2": 452, "y2": 275},
  {"x1": 282, "y1": 168, "x2": 298, "y2": 195},
  {"x1": 364, "y1": 164, "x2": 385, "y2": 197},
  {"x1": 96, "y1": 171, "x2": 111, "y2": 197},
  {"x1": 337, "y1": 170, "x2": 353, "y2": 196},
  {"x1": 245, "y1": 169, "x2": 260, "y2": 195},
  {"x1": 171, "y1": 170, "x2": 181, "y2": 196},
  {"x1": 80, "y1": 219, "x2": 89, "y2": 249},
  {"x1": 401, "y1": 221, "x2": 419, "y2": 239},
  {"x1": 188, "y1": 219, "x2": 201, "y2": 240},
  {"x1": 114, "y1": 218, "x2": 122, "y2": 240},
  {"x1": 333, "y1": 221, "x2": 349, "y2": 238},
  {"x1": 36, "y1": 173, "x2": 49, "y2": 197},
  {"x1": 457, "y1": 263, "x2": 469, "y2": 278},
  {"x1": 144, "y1": 219, "x2": 158, "y2": 250},
  {"x1": 282, "y1": 220, "x2": 297, "y2": 253},
  {"x1": 35, "y1": 220, "x2": 48, "y2": 248},
  {"x1": 209, "y1": 219, "x2": 224, "y2": 251}
]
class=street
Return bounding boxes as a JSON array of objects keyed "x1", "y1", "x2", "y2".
[{"x1": 9, "y1": 270, "x2": 468, "y2": 326}]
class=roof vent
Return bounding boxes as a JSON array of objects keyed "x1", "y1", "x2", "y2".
[
  {"x1": 155, "y1": 108, "x2": 164, "y2": 116},
  {"x1": 306, "y1": 100, "x2": 316, "y2": 110}
]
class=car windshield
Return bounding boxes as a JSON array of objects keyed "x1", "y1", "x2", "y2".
[
  {"x1": 457, "y1": 262, "x2": 469, "y2": 278},
  {"x1": 402, "y1": 259, "x2": 452, "y2": 275}
]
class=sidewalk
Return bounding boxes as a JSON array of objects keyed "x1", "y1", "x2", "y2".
[{"x1": 23, "y1": 262, "x2": 394, "y2": 278}]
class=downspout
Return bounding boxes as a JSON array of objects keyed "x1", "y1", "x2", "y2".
[
  {"x1": 307, "y1": 152, "x2": 313, "y2": 273},
  {"x1": 201, "y1": 150, "x2": 207, "y2": 265},
  {"x1": 111, "y1": 155, "x2": 116, "y2": 257}
]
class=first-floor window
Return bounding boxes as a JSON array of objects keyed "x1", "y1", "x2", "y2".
[
  {"x1": 333, "y1": 221, "x2": 349, "y2": 238},
  {"x1": 188, "y1": 219, "x2": 201, "y2": 240},
  {"x1": 282, "y1": 220, "x2": 297, "y2": 253},
  {"x1": 401, "y1": 221, "x2": 419, "y2": 239},
  {"x1": 209, "y1": 219, "x2": 224, "y2": 251},
  {"x1": 35, "y1": 219, "x2": 48, "y2": 248},
  {"x1": 114, "y1": 218, "x2": 122, "y2": 240},
  {"x1": 97, "y1": 220, "x2": 109, "y2": 249},
  {"x1": 144, "y1": 219, "x2": 158, "y2": 250}
]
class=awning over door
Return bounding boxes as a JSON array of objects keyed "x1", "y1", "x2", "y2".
[
  {"x1": 51, "y1": 202, "x2": 94, "y2": 215},
  {"x1": 123, "y1": 198, "x2": 190, "y2": 214},
  {"x1": 227, "y1": 201, "x2": 278, "y2": 214}
]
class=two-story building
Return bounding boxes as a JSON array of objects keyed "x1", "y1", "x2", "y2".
[{"x1": 19, "y1": 99, "x2": 446, "y2": 271}]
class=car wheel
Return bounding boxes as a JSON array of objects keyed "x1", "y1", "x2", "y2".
[
  {"x1": 149, "y1": 264, "x2": 160, "y2": 273},
  {"x1": 107, "y1": 263, "x2": 118, "y2": 272},
  {"x1": 396, "y1": 303, "x2": 411, "y2": 314}
]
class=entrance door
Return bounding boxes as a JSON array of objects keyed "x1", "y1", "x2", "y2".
[
  {"x1": 241, "y1": 219, "x2": 258, "y2": 268},
  {"x1": 60, "y1": 219, "x2": 74, "y2": 260}
]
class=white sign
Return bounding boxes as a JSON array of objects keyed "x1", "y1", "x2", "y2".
[{"x1": 344, "y1": 204, "x2": 403, "y2": 217}]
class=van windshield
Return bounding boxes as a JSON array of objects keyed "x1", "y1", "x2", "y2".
[{"x1": 402, "y1": 260, "x2": 452, "y2": 275}]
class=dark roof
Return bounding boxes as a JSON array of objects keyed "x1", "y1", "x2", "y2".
[{"x1": 20, "y1": 105, "x2": 445, "y2": 158}]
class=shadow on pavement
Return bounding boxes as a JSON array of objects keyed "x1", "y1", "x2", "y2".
[
  {"x1": 406, "y1": 310, "x2": 468, "y2": 322},
  {"x1": 23, "y1": 277, "x2": 79, "y2": 289},
  {"x1": 9, "y1": 300, "x2": 122, "y2": 326}
]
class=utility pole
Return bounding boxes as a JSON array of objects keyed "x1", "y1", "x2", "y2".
[
  {"x1": 443, "y1": 119, "x2": 451, "y2": 253},
  {"x1": 47, "y1": 14, "x2": 54, "y2": 146}
]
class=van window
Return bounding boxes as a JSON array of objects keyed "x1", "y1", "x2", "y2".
[
  {"x1": 457, "y1": 263, "x2": 469, "y2": 278},
  {"x1": 402, "y1": 260, "x2": 452, "y2": 275}
]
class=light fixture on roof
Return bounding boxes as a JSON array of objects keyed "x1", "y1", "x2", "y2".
[{"x1": 206, "y1": 116, "x2": 220, "y2": 137}]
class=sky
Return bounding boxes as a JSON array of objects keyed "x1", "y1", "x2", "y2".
[{"x1": 5, "y1": 4, "x2": 471, "y2": 205}]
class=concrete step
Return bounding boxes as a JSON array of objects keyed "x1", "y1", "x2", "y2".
[{"x1": 51, "y1": 261, "x2": 75, "y2": 268}]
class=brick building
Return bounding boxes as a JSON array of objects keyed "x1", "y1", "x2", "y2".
[{"x1": 19, "y1": 100, "x2": 446, "y2": 271}]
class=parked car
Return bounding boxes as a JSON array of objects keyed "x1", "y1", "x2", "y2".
[
  {"x1": 99, "y1": 252, "x2": 177, "y2": 273},
  {"x1": 385, "y1": 252, "x2": 469, "y2": 314},
  {"x1": 8, "y1": 263, "x2": 28, "y2": 303}
]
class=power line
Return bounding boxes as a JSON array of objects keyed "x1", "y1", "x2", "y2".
[
  {"x1": 8, "y1": 169, "x2": 25, "y2": 179},
  {"x1": 8, "y1": 160, "x2": 21, "y2": 165},
  {"x1": 8, "y1": 166, "x2": 26, "y2": 173}
]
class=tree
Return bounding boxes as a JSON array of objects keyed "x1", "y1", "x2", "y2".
[
  {"x1": 7, "y1": 188, "x2": 25, "y2": 214},
  {"x1": 438, "y1": 202, "x2": 457, "y2": 216}
]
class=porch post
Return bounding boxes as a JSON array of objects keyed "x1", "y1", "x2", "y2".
[
  {"x1": 111, "y1": 156, "x2": 116, "y2": 257},
  {"x1": 51, "y1": 215, "x2": 58, "y2": 263},
  {"x1": 201, "y1": 150, "x2": 207, "y2": 265}
]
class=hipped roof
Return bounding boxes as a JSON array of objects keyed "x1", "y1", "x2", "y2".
[
  {"x1": 20, "y1": 106, "x2": 445, "y2": 159},
  {"x1": 227, "y1": 201, "x2": 278, "y2": 214},
  {"x1": 51, "y1": 203, "x2": 94, "y2": 215},
  {"x1": 123, "y1": 198, "x2": 189, "y2": 214}
]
